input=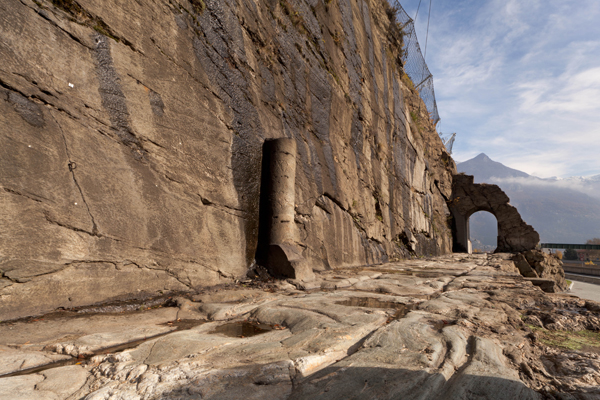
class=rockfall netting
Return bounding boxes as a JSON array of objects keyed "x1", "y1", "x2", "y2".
[{"x1": 390, "y1": 1, "x2": 440, "y2": 124}]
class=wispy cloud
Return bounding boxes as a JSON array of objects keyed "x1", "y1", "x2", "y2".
[
  {"x1": 400, "y1": 0, "x2": 600, "y2": 178},
  {"x1": 490, "y1": 176, "x2": 600, "y2": 200}
]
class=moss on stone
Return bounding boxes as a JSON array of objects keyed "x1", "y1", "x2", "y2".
[{"x1": 190, "y1": 0, "x2": 205, "y2": 15}]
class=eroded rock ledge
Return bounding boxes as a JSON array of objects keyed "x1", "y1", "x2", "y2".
[{"x1": 1, "y1": 254, "x2": 598, "y2": 400}]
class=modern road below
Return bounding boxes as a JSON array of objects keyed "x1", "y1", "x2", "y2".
[{"x1": 569, "y1": 280, "x2": 600, "y2": 303}]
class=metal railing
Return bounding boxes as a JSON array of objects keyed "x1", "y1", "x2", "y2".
[{"x1": 541, "y1": 243, "x2": 600, "y2": 250}]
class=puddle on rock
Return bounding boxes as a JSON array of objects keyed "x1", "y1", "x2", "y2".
[
  {"x1": 336, "y1": 297, "x2": 415, "y2": 319},
  {"x1": 209, "y1": 322, "x2": 273, "y2": 338}
]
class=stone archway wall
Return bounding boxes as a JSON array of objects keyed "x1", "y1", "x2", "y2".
[{"x1": 450, "y1": 174, "x2": 539, "y2": 253}]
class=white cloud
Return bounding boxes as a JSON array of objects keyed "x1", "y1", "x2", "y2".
[
  {"x1": 401, "y1": 0, "x2": 600, "y2": 177},
  {"x1": 491, "y1": 175, "x2": 600, "y2": 200}
]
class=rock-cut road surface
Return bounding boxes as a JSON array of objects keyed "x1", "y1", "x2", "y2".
[{"x1": 1, "y1": 254, "x2": 599, "y2": 399}]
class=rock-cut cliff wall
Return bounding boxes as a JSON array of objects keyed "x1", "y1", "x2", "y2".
[{"x1": 0, "y1": 0, "x2": 455, "y2": 319}]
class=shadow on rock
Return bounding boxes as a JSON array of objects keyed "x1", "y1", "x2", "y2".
[{"x1": 158, "y1": 365, "x2": 545, "y2": 400}]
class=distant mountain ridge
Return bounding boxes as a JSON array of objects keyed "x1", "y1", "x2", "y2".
[
  {"x1": 457, "y1": 154, "x2": 600, "y2": 247},
  {"x1": 458, "y1": 153, "x2": 530, "y2": 180}
]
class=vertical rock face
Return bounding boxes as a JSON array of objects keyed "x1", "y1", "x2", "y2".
[{"x1": 0, "y1": 0, "x2": 454, "y2": 319}]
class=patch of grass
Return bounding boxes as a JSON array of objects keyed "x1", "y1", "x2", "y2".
[
  {"x1": 402, "y1": 73, "x2": 416, "y2": 91},
  {"x1": 279, "y1": 0, "x2": 306, "y2": 33},
  {"x1": 410, "y1": 110, "x2": 419, "y2": 123},
  {"x1": 566, "y1": 280, "x2": 572, "y2": 286},
  {"x1": 51, "y1": 0, "x2": 125, "y2": 44},
  {"x1": 332, "y1": 29, "x2": 341, "y2": 46},
  {"x1": 190, "y1": 0, "x2": 205, "y2": 14},
  {"x1": 51, "y1": 0, "x2": 84, "y2": 15},
  {"x1": 93, "y1": 20, "x2": 119, "y2": 42},
  {"x1": 529, "y1": 325, "x2": 600, "y2": 352}
]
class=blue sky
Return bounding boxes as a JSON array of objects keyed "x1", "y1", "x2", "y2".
[{"x1": 398, "y1": 0, "x2": 600, "y2": 178}]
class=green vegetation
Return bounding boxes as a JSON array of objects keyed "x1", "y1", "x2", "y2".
[
  {"x1": 564, "y1": 248, "x2": 578, "y2": 260},
  {"x1": 279, "y1": 0, "x2": 307, "y2": 34},
  {"x1": 50, "y1": 0, "x2": 122, "y2": 43},
  {"x1": 93, "y1": 20, "x2": 120, "y2": 42},
  {"x1": 51, "y1": 0, "x2": 84, "y2": 15},
  {"x1": 529, "y1": 325, "x2": 600, "y2": 352},
  {"x1": 190, "y1": 0, "x2": 206, "y2": 14},
  {"x1": 402, "y1": 73, "x2": 416, "y2": 91},
  {"x1": 409, "y1": 110, "x2": 419, "y2": 123}
]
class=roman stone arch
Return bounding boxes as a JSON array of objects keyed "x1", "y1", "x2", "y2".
[{"x1": 449, "y1": 174, "x2": 539, "y2": 253}]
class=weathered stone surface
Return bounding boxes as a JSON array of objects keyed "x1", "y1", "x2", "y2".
[
  {"x1": 0, "y1": 307, "x2": 178, "y2": 373},
  {"x1": 450, "y1": 174, "x2": 540, "y2": 253},
  {"x1": 0, "y1": 346, "x2": 70, "y2": 376},
  {"x1": 2, "y1": 254, "x2": 598, "y2": 399},
  {"x1": 0, "y1": 365, "x2": 88, "y2": 400},
  {"x1": 514, "y1": 253, "x2": 540, "y2": 278},
  {"x1": 523, "y1": 249, "x2": 568, "y2": 291},
  {"x1": 1, "y1": 0, "x2": 454, "y2": 320}
]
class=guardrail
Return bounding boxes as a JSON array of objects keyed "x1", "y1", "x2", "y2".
[
  {"x1": 562, "y1": 264, "x2": 600, "y2": 277},
  {"x1": 541, "y1": 243, "x2": 600, "y2": 250}
]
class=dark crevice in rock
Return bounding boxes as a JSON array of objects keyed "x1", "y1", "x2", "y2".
[
  {"x1": 139, "y1": 136, "x2": 166, "y2": 149},
  {"x1": 322, "y1": 192, "x2": 345, "y2": 212},
  {"x1": 441, "y1": 266, "x2": 476, "y2": 292},
  {"x1": 314, "y1": 198, "x2": 331, "y2": 215},
  {"x1": 63, "y1": 260, "x2": 118, "y2": 268},
  {"x1": 0, "y1": 73, "x2": 79, "y2": 123},
  {"x1": 44, "y1": 0, "x2": 140, "y2": 53},
  {"x1": 0, "y1": 272, "x2": 19, "y2": 284},
  {"x1": 50, "y1": 113, "x2": 100, "y2": 236},
  {"x1": 163, "y1": 173, "x2": 184, "y2": 185},
  {"x1": 120, "y1": 260, "x2": 194, "y2": 288},
  {"x1": 18, "y1": 0, "x2": 93, "y2": 50},
  {"x1": 43, "y1": 211, "x2": 98, "y2": 238},
  {"x1": 128, "y1": 252, "x2": 220, "y2": 288},
  {"x1": 1, "y1": 81, "x2": 45, "y2": 127},
  {"x1": 199, "y1": 195, "x2": 247, "y2": 217},
  {"x1": 2, "y1": 187, "x2": 45, "y2": 203},
  {"x1": 6, "y1": 266, "x2": 69, "y2": 283}
]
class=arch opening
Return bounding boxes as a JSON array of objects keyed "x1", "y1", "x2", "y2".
[{"x1": 469, "y1": 211, "x2": 498, "y2": 253}]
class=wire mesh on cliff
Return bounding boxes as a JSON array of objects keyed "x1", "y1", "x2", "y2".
[{"x1": 390, "y1": 1, "x2": 440, "y2": 125}]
